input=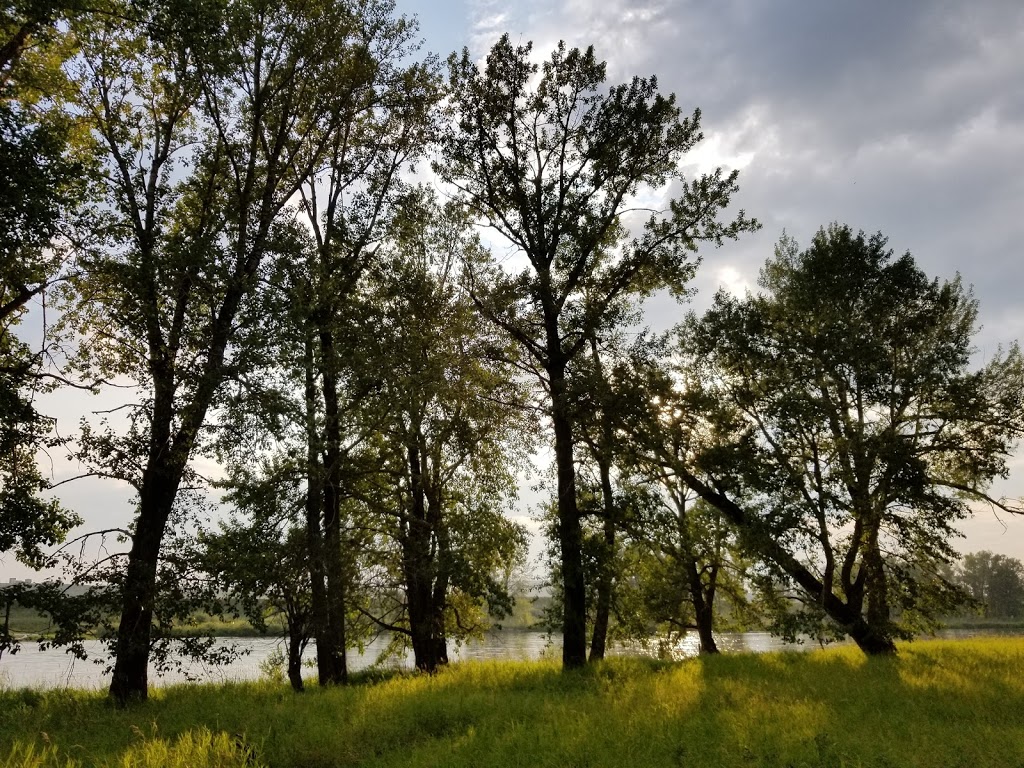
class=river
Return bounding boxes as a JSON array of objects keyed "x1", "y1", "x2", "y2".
[{"x1": 1, "y1": 628, "x2": 1021, "y2": 690}]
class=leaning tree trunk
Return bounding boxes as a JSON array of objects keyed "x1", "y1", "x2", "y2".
[
  {"x1": 678, "y1": 466, "x2": 899, "y2": 657},
  {"x1": 688, "y1": 561, "x2": 719, "y2": 654},
  {"x1": 109, "y1": 464, "x2": 180, "y2": 705}
]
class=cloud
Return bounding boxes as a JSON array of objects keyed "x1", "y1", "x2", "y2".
[{"x1": 466, "y1": 0, "x2": 1024, "y2": 557}]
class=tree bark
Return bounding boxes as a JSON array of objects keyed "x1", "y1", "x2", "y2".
[
  {"x1": 589, "y1": 468, "x2": 615, "y2": 662},
  {"x1": 403, "y1": 443, "x2": 442, "y2": 672},
  {"x1": 688, "y1": 562, "x2": 719, "y2": 654},
  {"x1": 677, "y1": 465, "x2": 898, "y2": 657},
  {"x1": 109, "y1": 467, "x2": 178, "y2": 705},
  {"x1": 550, "y1": 359, "x2": 587, "y2": 670},
  {"x1": 428, "y1": 497, "x2": 451, "y2": 669},
  {"x1": 287, "y1": 626, "x2": 305, "y2": 692},
  {"x1": 303, "y1": 331, "x2": 332, "y2": 687},
  {"x1": 318, "y1": 326, "x2": 348, "y2": 685},
  {"x1": 848, "y1": 618, "x2": 898, "y2": 655}
]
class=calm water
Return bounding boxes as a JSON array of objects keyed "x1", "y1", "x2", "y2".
[{"x1": 1, "y1": 628, "x2": 1020, "y2": 690}]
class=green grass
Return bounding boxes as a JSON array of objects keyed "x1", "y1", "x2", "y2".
[
  {"x1": 2, "y1": 605, "x2": 56, "y2": 637},
  {"x1": 2, "y1": 637, "x2": 1022, "y2": 767},
  {"x1": 1, "y1": 605, "x2": 282, "y2": 640},
  {"x1": 938, "y1": 616, "x2": 1024, "y2": 630}
]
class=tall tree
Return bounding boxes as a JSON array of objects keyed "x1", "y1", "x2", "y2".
[
  {"x1": 291, "y1": 21, "x2": 438, "y2": 684},
  {"x1": 354, "y1": 197, "x2": 530, "y2": 672},
  {"x1": 437, "y1": 36, "x2": 757, "y2": 668},
  {"x1": 648, "y1": 225, "x2": 1024, "y2": 654},
  {"x1": 0, "y1": 0, "x2": 83, "y2": 567},
  {"x1": 61, "y1": 0, "x2": 415, "y2": 703}
]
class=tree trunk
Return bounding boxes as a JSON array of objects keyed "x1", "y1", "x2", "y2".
[
  {"x1": 287, "y1": 626, "x2": 305, "y2": 692},
  {"x1": 589, "y1": 336, "x2": 616, "y2": 663},
  {"x1": 322, "y1": 494, "x2": 347, "y2": 683},
  {"x1": 1, "y1": 589, "x2": 14, "y2": 661},
  {"x1": 303, "y1": 331, "x2": 333, "y2": 687},
  {"x1": 589, "y1": 471, "x2": 615, "y2": 662},
  {"x1": 848, "y1": 618, "x2": 898, "y2": 655},
  {"x1": 688, "y1": 562, "x2": 719, "y2": 654},
  {"x1": 863, "y1": 526, "x2": 890, "y2": 635},
  {"x1": 550, "y1": 360, "x2": 587, "y2": 670},
  {"x1": 318, "y1": 327, "x2": 347, "y2": 685},
  {"x1": 109, "y1": 471, "x2": 177, "y2": 705},
  {"x1": 404, "y1": 443, "x2": 442, "y2": 672},
  {"x1": 428, "y1": 504, "x2": 451, "y2": 669},
  {"x1": 679, "y1": 467, "x2": 899, "y2": 658},
  {"x1": 405, "y1": 558, "x2": 440, "y2": 672}
]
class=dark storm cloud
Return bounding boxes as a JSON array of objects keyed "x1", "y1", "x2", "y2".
[
  {"x1": 598, "y1": 0, "x2": 1024, "y2": 347},
  {"x1": 499, "y1": 0, "x2": 1023, "y2": 318}
]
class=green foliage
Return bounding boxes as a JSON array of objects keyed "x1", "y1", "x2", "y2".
[
  {"x1": 667, "y1": 224, "x2": 1024, "y2": 649},
  {"x1": 203, "y1": 471, "x2": 312, "y2": 636},
  {"x1": 955, "y1": 551, "x2": 1024, "y2": 619},
  {"x1": 0, "y1": 3, "x2": 84, "y2": 569}
]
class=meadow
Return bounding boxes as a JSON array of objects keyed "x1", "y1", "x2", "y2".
[{"x1": 1, "y1": 637, "x2": 1021, "y2": 768}]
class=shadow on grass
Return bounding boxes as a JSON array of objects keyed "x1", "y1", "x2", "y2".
[{"x1": 1, "y1": 639, "x2": 1022, "y2": 768}]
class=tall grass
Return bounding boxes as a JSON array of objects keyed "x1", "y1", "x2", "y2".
[{"x1": 2, "y1": 637, "x2": 1021, "y2": 767}]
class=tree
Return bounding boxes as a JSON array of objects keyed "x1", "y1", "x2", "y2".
[
  {"x1": 201, "y1": 469, "x2": 313, "y2": 691},
  {"x1": 1, "y1": 0, "x2": 84, "y2": 568},
  {"x1": 349, "y1": 196, "x2": 530, "y2": 672},
  {"x1": 437, "y1": 35, "x2": 757, "y2": 669},
  {"x1": 956, "y1": 551, "x2": 1024, "y2": 619},
  {"x1": 288, "y1": 22, "x2": 438, "y2": 685},
  {"x1": 59, "y1": 0, "x2": 422, "y2": 704},
  {"x1": 623, "y1": 484, "x2": 755, "y2": 655},
  {"x1": 570, "y1": 321, "x2": 662, "y2": 660},
  {"x1": 652, "y1": 225, "x2": 1024, "y2": 654}
]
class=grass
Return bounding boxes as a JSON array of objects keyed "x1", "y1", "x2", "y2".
[
  {"x1": 1, "y1": 605, "x2": 280, "y2": 641},
  {"x1": 2, "y1": 605, "x2": 56, "y2": 638},
  {"x1": 938, "y1": 616, "x2": 1024, "y2": 630},
  {"x1": 1, "y1": 637, "x2": 1022, "y2": 767}
]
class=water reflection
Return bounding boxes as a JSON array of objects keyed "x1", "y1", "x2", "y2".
[{"x1": 1, "y1": 627, "x2": 1020, "y2": 690}]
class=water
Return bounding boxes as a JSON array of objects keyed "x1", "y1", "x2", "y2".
[{"x1": 1, "y1": 628, "x2": 1020, "y2": 690}]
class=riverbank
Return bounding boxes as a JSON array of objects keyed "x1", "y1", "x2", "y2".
[{"x1": 2, "y1": 637, "x2": 1022, "y2": 767}]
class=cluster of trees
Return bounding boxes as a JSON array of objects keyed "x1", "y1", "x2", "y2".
[
  {"x1": 951, "y1": 551, "x2": 1024, "y2": 620},
  {"x1": 3, "y1": 0, "x2": 1023, "y2": 705}
]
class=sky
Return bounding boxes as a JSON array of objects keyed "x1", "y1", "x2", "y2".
[{"x1": 5, "y1": 0, "x2": 1024, "y2": 579}]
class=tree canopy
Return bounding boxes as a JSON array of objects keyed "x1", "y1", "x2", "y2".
[
  {"x1": 437, "y1": 34, "x2": 757, "y2": 668},
  {"x1": 640, "y1": 225, "x2": 1024, "y2": 653}
]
